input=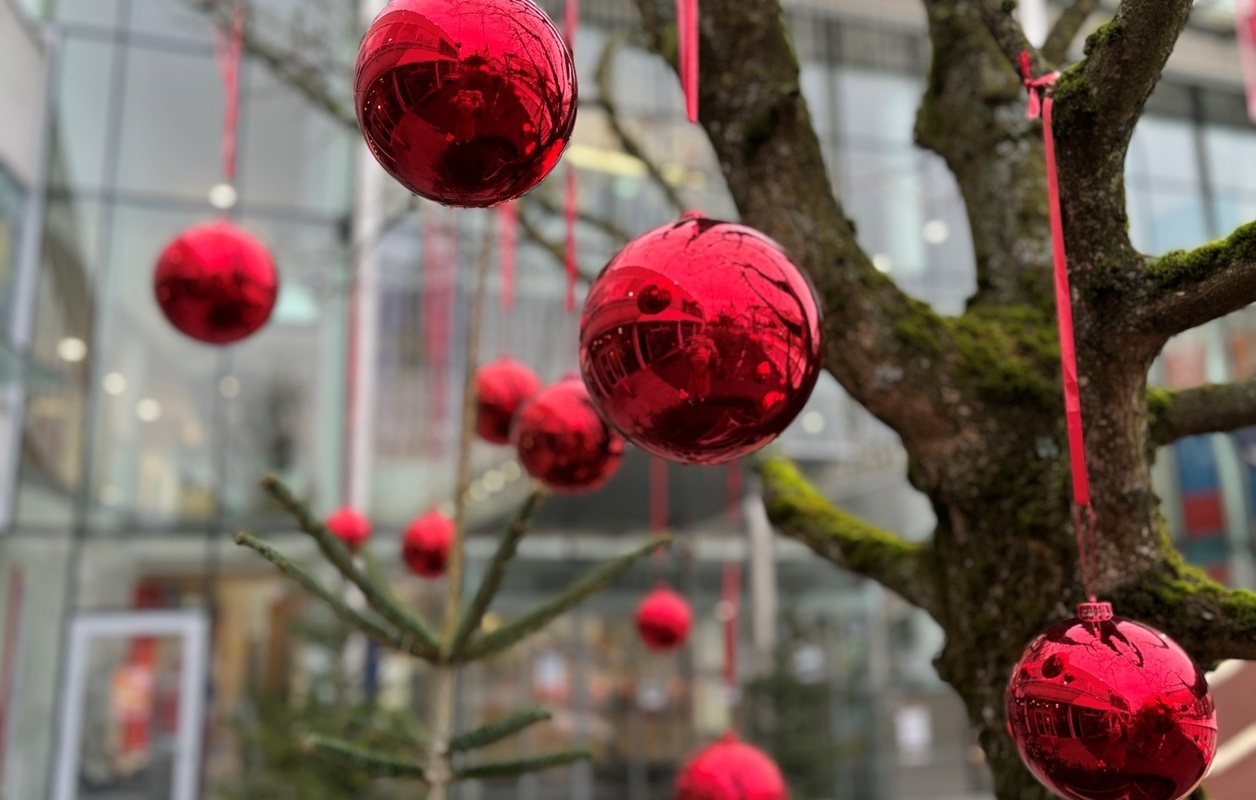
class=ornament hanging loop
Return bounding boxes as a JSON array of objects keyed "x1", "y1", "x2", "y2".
[{"x1": 1018, "y1": 51, "x2": 1058, "y2": 120}]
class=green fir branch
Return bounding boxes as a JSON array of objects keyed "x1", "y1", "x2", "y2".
[
  {"x1": 304, "y1": 735, "x2": 428, "y2": 780},
  {"x1": 459, "y1": 537, "x2": 671, "y2": 661},
  {"x1": 449, "y1": 489, "x2": 546, "y2": 656},
  {"x1": 449, "y1": 708, "x2": 552, "y2": 753},
  {"x1": 233, "y1": 532, "x2": 413, "y2": 657},
  {"x1": 260, "y1": 475, "x2": 442, "y2": 658},
  {"x1": 453, "y1": 749, "x2": 591, "y2": 780}
]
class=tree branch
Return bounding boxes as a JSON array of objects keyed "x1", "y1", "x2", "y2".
[
  {"x1": 973, "y1": 0, "x2": 1048, "y2": 75},
  {"x1": 759, "y1": 458, "x2": 932, "y2": 612},
  {"x1": 1041, "y1": 0, "x2": 1101, "y2": 64},
  {"x1": 1149, "y1": 379, "x2": 1256, "y2": 447},
  {"x1": 1110, "y1": 557, "x2": 1256, "y2": 665},
  {"x1": 305, "y1": 735, "x2": 427, "y2": 780},
  {"x1": 1125, "y1": 221, "x2": 1256, "y2": 344}
]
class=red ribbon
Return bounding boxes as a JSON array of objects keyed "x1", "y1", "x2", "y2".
[
  {"x1": 1237, "y1": 0, "x2": 1256, "y2": 123},
  {"x1": 650, "y1": 457, "x2": 669, "y2": 533},
  {"x1": 725, "y1": 461, "x2": 743, "y2": 523},
  {"x1": 564, "y1": 166, "x2": 578, "y2": 312},
  {"x1": 563, "y1": 0, "x2": 578, "y2": 50},
  {"x1": 424, "y1": 207, "x2": 455, "y2": 456},
  {"x1": 1021, "y1": 52, "x2": 1098, "y2": 600},
  {"x1": 211, "y1": 2, "x2": 245, "y2": 183},
  {"x1": 677, "y1": 0, "x2": 699, "y2": 123},
  {"x1": 721, "y1": 560, "x2": 740, "y2": 690}
]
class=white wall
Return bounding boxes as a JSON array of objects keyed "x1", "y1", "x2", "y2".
[{"x1": 0, "y1": 0, "x2": 44, "y2": 188}]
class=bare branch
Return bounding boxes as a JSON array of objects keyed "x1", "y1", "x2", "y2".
[
  {"x1": 1042, "y1": 0, "x2": 1101, "y2": 64},
  {"x1": 759, "y1": 458, "x2": 932, "y2": 612},
  {"x1": 1125, "y1": 221, "x2": 1256, "y2": 344},
  {"x1": 593, "y1": 35, "x2": 685, "y2": 213},
  {"x1": 1149, "y1": 379, "x2": 1256, "y2": 447}
]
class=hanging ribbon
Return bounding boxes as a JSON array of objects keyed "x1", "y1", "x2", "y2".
[
  {"x1": 211, "y1": 1, "x2": 245, "y2": 184},
  {"x1": 650, "y1": 456, "x2": 669, "y2": 533},
  {"x1": 721, "y1": 560, "x2": 740, "y2": 693},
  {"x1": 1021, "y1": 51, "x2": 1098, "y2": 601},
  {"x1": 564, "y1": 0, "x2": 578, "y2": 50},
  {"x1": 676, "y1": 0, "x2": 698, "y2": 123},
  {"x1": 1237, "y1": 0, "x2": 1256, "y2": 124},
  {"x1": 565, "y1": 167, "x2": 578, "y2": 312},
  {"x1": 497, "y1": 201, "x2": 517, "y2": 313},
  {"x1": 424, "y1": 207, "x2": 455, "y2": 457}
]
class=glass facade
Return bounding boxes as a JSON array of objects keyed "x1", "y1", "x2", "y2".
[{"x1": 0, "y1": 1, "x2": 1254, "y2": 799}]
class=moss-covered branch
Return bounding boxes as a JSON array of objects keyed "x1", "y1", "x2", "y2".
[
  {"x1": 1110, "y1": 544, "x2": 1256, "y2": 665},
  {"x1": 759, "y1": 458, "x2": 932, "y2": 612},
  {"x1": 1127, "y1": 221, "x2": 1256, "y2": 344},
  {"x1": 1041, "y1": 0, "x2": 1101, "y2": 64},
  {"x1": 1148, "y1": 379, "x2": 1256, "y2": 447}
]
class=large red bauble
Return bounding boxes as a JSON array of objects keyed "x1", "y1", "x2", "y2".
[
  {"x1": 353, "y1": 0, "x2": 578, "y2": 207},
  {"x1": 402, "y1": 511, "x2": 455, "y2": 577},
  {"x1": 636, "y1": 586, "x2": 692, "y2": 652},
  {"x1": 325, "y1": 507, "x2": 371, "y2": 551},
  {"x1": 579, "y1": 214, "x2": 823, "y2": 465},
  {"x1": 676, "y1": 732, "x2": 787, "y2": 800},
  {"x1": 512, "y1": 378, "x2": 624, "y2": 492},
  {"x1": 476, "y1": 357, "x2": 542, "y2": 444},
  {"x1": 1005, "y1": 602, "x2": 1216, "y2": 800},
  {"x1": 153, "y1": 222, "x2": 279, "y2": 345}
]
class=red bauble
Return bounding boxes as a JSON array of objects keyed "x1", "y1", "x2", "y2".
[
  {"x1": 325, "y1": 507, "x2": 372, "y2": 551},
  {"x1": 476, "y1": 357, "x2": 542, "y2": 444},
  {"x1": 676, "y1": 733, "x2": 787, "y2": 800},
  {"x1": 636, "y1": 586, "x2": 692, "y2": 652},
  {"x1": 1005, "y1": 602, "x2": 1216, "y2": 800},
  {"x1": 402, "y1": 511, "x2": 455, "y2": 577},
  {"x1": 512, "y1": 378, "x2": 624, "y2": 492},
  {"x1": 579, "y1": 214, "x2": 823, "y2": 465},
  {"x1": 353, "y1": 0, "x2": 578, "y2": 207},
  {"x1": 153, "y1": 222, "x2": 279, "y2": 345}
]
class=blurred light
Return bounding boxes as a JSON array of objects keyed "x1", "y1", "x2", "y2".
[
  {"x1": 482, "y1": 612, "x2": 502, "y2": 634},
  {"x1": 100, "y1": 485, "x2": 122, "y2": 506},
  {"x1": 801, "y1": 411, "x2": 826, "y2": 435},
  {"x1": 872, "y1": 253, "x2": 893, "y2": 273},
  {"x1": 183, "y1": 420, "x2": 204, "y2": 446},
  {"x1": 57, "y1": 337, "x2": 87, "y2": 363},
  {"x1": 102, "y1": 372, "x2": 128, "y2": 396},
  {"x1": 219, "y1": 375, "x2": 240, "y2": 398},
  {"x1": 501, "y1": 460, "x2": 522, "y2": 481},
  {"x1": 136, "y1": 399, "x2": 162, "y2": 422},
  {"x1": 922, "y1": 219, "x2": 950, "y2": 245},
  {"x1": 483, "y1": 470, "x2": 504, "y2": 492},
  {"x1": 714, "y1": 600, "x2": 737, "y2": 623},
  {"x1": 209, "y1": 182, "x2": 238, "y2": 210},
  {"x1": 468, "y1": 482, "x2": 488, "y2": 502}
]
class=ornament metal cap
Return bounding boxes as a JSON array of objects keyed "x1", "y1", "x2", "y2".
[{"x1": 1076, "y1": 600, "x2": 1113, "y2": 622}]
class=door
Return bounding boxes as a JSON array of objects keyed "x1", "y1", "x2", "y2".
[{"x1": 50, "y1": 610, "x2": 209, "y2": 800}]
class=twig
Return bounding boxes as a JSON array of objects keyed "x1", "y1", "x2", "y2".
[
  {"x1": 305, "y1": 735, "x2": 428, "y2": 780},
  {"x1": 453, "y1": 750, "x2": 591, "y2": 779},
  {"x1": 449, "y1": 708, "x2": 552, "y2": 753}
]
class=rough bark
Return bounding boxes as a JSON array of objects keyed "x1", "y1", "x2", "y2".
[{"x1": 633, "y1": 0, "x2": 1256, "y2": 797}]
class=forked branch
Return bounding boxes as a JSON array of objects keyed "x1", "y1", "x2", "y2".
[{"x1": 1042, "y1": 0, "x2": 1101, "y2": 64}]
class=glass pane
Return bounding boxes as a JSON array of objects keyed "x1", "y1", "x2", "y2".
[
  {"x1": 116, "y1": 48, "x2": 220, "y2": 203},
  {"x1": 52, "y1": 0, "x2": 119, "y2": 28},
  {"x1": 75, "y1": 634, "x2": 185, "y2": 799},
  {"x1": 50, "y1": 38, "x2": 116, "y2": 192},
  {"x1": 238, "y1": 60, "x2": 354, "y2": 215},
  {"x1": 87, "y1": 205, "x2": 218, "y2": 528},
  {"x1": 0, "y1": 168, "x2": 26, "y2": 335},
  {"x1": 126, "y1": 0, "x2": 213, "y2": 45}
]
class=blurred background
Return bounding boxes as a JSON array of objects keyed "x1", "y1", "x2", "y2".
[{"x1": 0, "y1": 0, "x2": 1254, "y2": 798}]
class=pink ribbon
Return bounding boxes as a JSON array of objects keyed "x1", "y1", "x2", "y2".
[
  {"x1": 211, "y1": 2, "x2": 244, "y2": 182},
  {"x1": 1237, "y1": 0, "x2": 1256, "y2": 123},
  {"x1": 677, "y1": 0, "x2": 698, "y2": 123},
  {"x1": 565, "y1": 167, "x2": 578, "y2": 312}
]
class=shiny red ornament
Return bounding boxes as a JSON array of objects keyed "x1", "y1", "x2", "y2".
[
  {"x1": 153, "y1": 222, "x2": 279, "y2": 345},
  {"x1": 579, "y1": 213, "x2": 823, "y2": 465},
  {"x1": 636, "y1": 586, "x2": 692, "y2": 652},
  {"x1": 676, "y1": 732, "x2": 787, "y2": 800},
  {"x1": 325, "y1": 507, "x2": 371, "y2": 551},
  {"x1": 512, "y1": 378, "x2": 624, "y2": 492},
  {"x1": 401, "y1": 510, "x2": 455, "y2": 577},
  {"x1": 475, "y1": 357, "x2": 542, "y2": 444},
  {"x1": 1005, "y1": 602, "x2": 1216, "y2": 800},
  {"x1": 353, "y1": 0, "x2": 578, "y2": 207}
]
